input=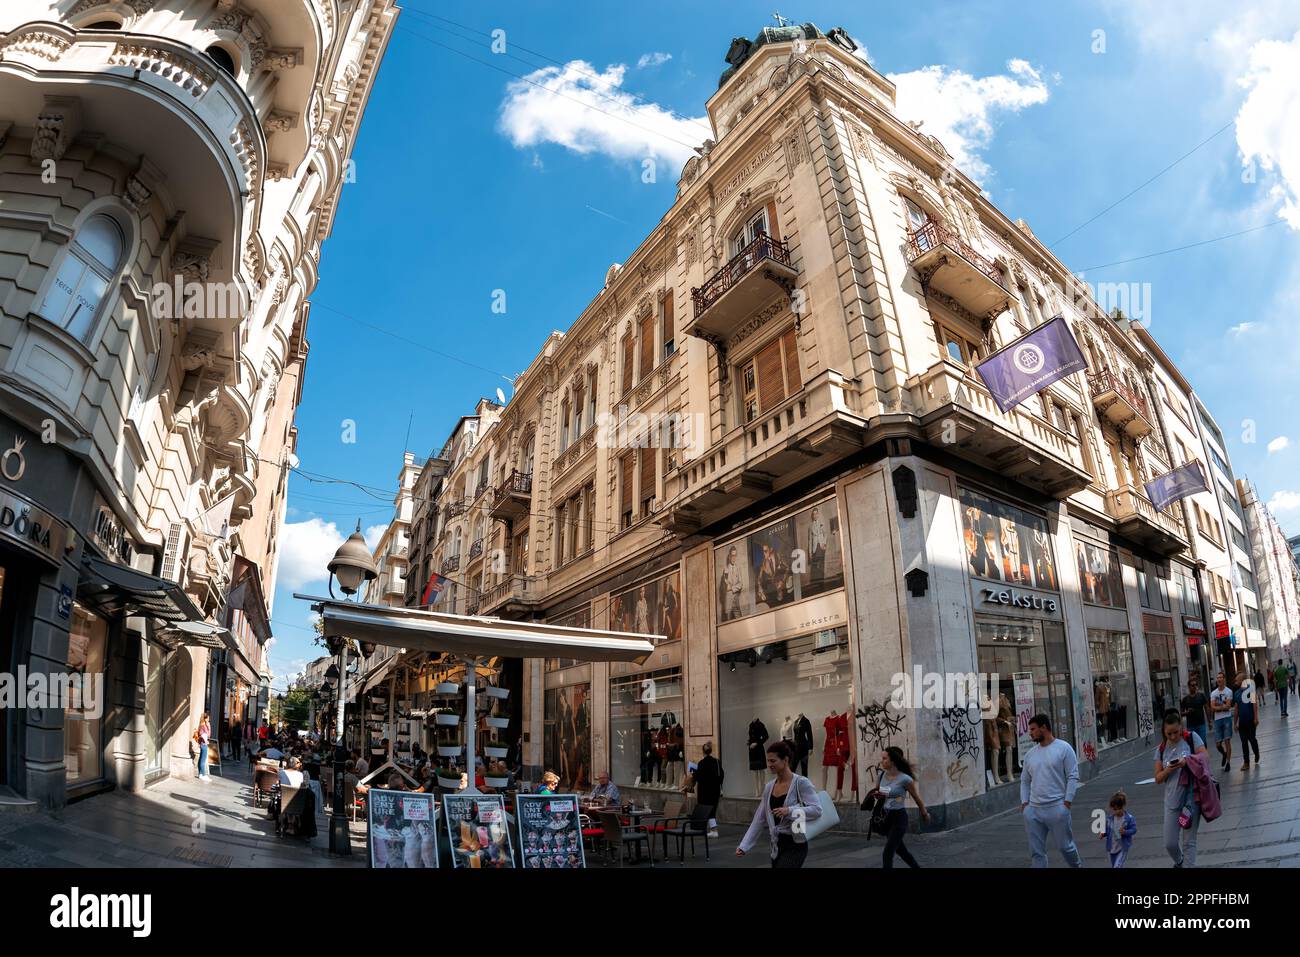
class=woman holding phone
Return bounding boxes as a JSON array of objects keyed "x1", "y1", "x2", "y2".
[{"x1": 1154, "y1": 709, "x2": 1208, "y2": 867}]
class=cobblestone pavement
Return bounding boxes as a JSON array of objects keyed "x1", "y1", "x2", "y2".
[{"x1": 2, "y1": 709, "x2": 1295, "y2": 869}]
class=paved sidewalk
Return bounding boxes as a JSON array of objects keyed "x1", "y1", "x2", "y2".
[
  {"x1": 656, "y1": 708, "x2": 1300, "y2": 868},
  {"x1": 0, "y1": 756, "x2": 367, "y2": 868}
]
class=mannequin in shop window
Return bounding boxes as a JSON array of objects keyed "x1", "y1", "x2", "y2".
[
  {"x1": 984, "y1": 692, "x2": 1017, "y2": 784},
  {"x1": 793, "y1": 713, "x2": 814, "y2": 777},
  {"x1": 654, "y1": 718, "x2": 670, "y2": 787},
  {"x1": 1095, "y1": 677, "x2": 1112, "y2": 743},
  {"x1": 748, "y1": 717, "x2": 769, "y2": 796},
  {"x1": 638, "y1": 727, "x2": 659, "y2": 787},
  {"x1": 822, "y1": 709, "x2": 852, "y2": 802},
  {"x1": 666, "y1": 713, "x2": 685, "y2": 788},
  {"x1": 780, "y1": 715, "x2": 794, "y2": 748}
]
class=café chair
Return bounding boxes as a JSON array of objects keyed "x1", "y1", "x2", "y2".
[
  {"x1": 597, "y1": 810, "x2": 653, "y2": 867},
  {"x1": 579, "y1": 813, "x2": 604, "y2": 854},
  {"x1": 660, "y1": 804, "x2": 715, "y2": 863},
  {"x1": 643, "y1": 798, "x2": 683, "y2": 852}
]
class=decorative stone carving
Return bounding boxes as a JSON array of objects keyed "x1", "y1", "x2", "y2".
[
  {"x1": 265, "y1": 111, "x2": 298, "y2": 134},
  {"x1": 261, "y1": 48, "x2": 303, "y2": 72},
  {"x1": 684, "y1": 225, "x2": 699, "y2": 266},
  {"x1": 0, "y1": 30, "x2": 72, "y2": 61},
  {"x1": 635, "y1": 294, "x2": 653, "y2": 320},
  {"x1": 30, "y1": 96, "x2": 81, "y2": 164},
  {"x1": 728, "y1": 299, "x2": 785, "y2": 348},
  {"x1": 70, "y1": 0, "x2": 155, "y2": 16},
  {"x1": 122, "y1": 171, "x2": 152, "y2": 212},
  {"x1": 173, "y1": 238, "x2": 218, "y2": 284}
]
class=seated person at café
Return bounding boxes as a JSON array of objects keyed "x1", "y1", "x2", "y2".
[
  {"x1": 587, "y1": 771, "x2": 620, "y2": 805},
  {"x1": 352, "y1": 749, "x2": 369, "y2": 777},
  {"x1": 537, "y1": 771, "x2": 560, "y2": 795},
  {"x1": 278, "y1": 758, "x2": 306, "y2": 788}
]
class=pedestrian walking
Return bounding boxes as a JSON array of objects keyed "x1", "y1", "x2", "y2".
[
  {"x1": 867, "y1": 746, "x2": 930, "y2": 868},
  {"x1": 1209, "y1": 672, "x2": 1234, "y2": 771},
  {"x1": 230, "y1": 719, "x2": 242, "y2": 761},
  {"x1": 1020, "y1": 713, "x2": 1082, "y2": 868},
  {"x1": 1273, "y1": 660, "x2": 1290, "y2": 717},
  {"x1": 1100, "y1": 791, "x2": 1136, "y2": 868},
  {"x1": 1288, "y1": 658, "x2": 1297, "y2": 695},
  {"x1": 1233, "y1": 671, "x2": 1260, "y2": 769},
  {"x1": 737, "y1": 740, "x2": 822, "y2": 868},
  {"x1": 196, "y1": 712, "x2": 211, "y2": 781},
  {"x1": 684, "y1": 741, "x2": 724, "y2": 837},
  {"x1": 1179, "y1": 675, "x2": 1210, "y2": 744},
  {"x1": 1253, "y1": 668, "x2": 1267, "y2": 712},
  {"x1": 1155, "y1": 710, "x2": 1207, "y2": 867}
]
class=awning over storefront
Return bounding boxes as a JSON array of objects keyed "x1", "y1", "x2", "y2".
[
  {"x1": 359, "y1": 653, "x2": 400, "y2": 696},
  {"x1": 79, "y1": 557, "x2": 204, "y2": 623},
  {"x1": 301, "y1": 596, "x2": 657, "y2": 663},
  {"x1": 154, "y1": 620, "x2": 230, "y2": 651}
]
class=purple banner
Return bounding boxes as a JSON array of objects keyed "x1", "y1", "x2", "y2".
[
  {"x1": 1144, "y1": 461, "x2": 1209, "y2": 513},
  {"x1": 975, "y1": 316, "x2": 1088, "y2": 413}
]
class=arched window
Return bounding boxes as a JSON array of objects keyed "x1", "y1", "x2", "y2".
[
  {"x1": 39, "y1": 214, "x2": 125, "y2": 341},
  {"x1": 206, "y1": 45, "x2": 237, "y2": 76}
]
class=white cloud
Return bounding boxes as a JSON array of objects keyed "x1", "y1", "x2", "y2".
[
  {"x1": 364, "y1": 523, "x2": 387, "y2": 551},
  {"x1": 1268, "y1": 489, "x2": 1300, "y2": 512},
  {"x1": 1268, "y1": 435, "x2": 1291, "y2": 453},
  {"x1": 887, "y1": 59, "x2": 1050, "y2": 181},
  {"x1": 498, "y1": 60, "x2": 706, "y2": 170},
  {"x1": 277, "y1": 518, "x2": 346, "y2": 590},
  {"x1": 1235, "y1": 30, "x2": 1300, "y2": 229},
  {"x1": 637, "y1": 52, "x2": 671, "y2": 69},
  {"x1": 1229, "y1": 321, "x2": 1258, "y2": 336}
]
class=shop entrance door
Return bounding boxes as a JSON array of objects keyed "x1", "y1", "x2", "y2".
[{"x1": 0, "y1": 559, "x2": 37, "y2": 788}]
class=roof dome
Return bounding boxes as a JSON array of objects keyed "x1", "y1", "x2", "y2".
[{"x1": 718, "y1": 23, "x2": 858, "y2": 88}]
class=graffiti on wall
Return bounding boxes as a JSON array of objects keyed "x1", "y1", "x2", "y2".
[
  {"x1": 946, "y1": 758, "x2": 969, "y2": 788},
  {"x1": 1137, "y1": 682, "x2": 1154, "y2": 739},
  {"x1": 856, "y1": 700, "x2": 904, "y2": 751},
  {"x1": 1082, "y1": 740, "x2": 1097, "y2": 763},
  {"x1": 939, "y1": 705, "x2": 981, "y2": 761}
]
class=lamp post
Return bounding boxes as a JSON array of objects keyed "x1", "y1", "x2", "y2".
[{"x1": 324, "y1": 521, "x2": 378, "y2": 856}]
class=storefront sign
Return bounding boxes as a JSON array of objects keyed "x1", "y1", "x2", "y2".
[
  {"x1": 58, "y1": 584, "x2": 73, "y2": 620},
  {"x1": 980, "y1": 586, "x2": 1058, "y2": 614},
  {"x1": 1013, "y1": 672, "x2": 1035, "y2": 755},
  {"x1": 0, "y1": 486, "x2": 66, "y2": 566},
  {"x1": 365, "y1": 789, "x2": 439, "y2": 868},
  {"x1": 516, "y1": 794, "x2": 586, "y2": 869},
  {"x1": 969, "y1": 580, "x2": 1062, "y2": 621},
  {"x1": 1182, "y1": 616, "x2": 1206, "y2": 638},
  {"x1": 717, "y1": 590, "x2": 848, "y2": 655},
  {"x1": 443, "y1": 794, "x2": 514, "y2": 868},
  {"x1": 92, "y1": 495, "x2": 134, "y2": 565},
  {"x1": 1214, "y1": 619, "x2": 1230, "y2": 640}
]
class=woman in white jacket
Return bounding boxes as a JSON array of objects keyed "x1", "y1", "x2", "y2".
[{"x1": 736, "y1": 740, "x2": 822, "y2": 868}]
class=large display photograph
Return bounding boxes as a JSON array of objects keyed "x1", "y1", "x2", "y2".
[
  {"x1": 715, "y1": 498, "x2": 844, "y2": 623},
  {"x1": 960, "y1": 488, "x2": 1058, "y2": 591},
  {"x1": 608, "y1": 569, "x2": 682, "y2": 643},
  {"x1": 543, "y1": 684, "x2": 591, "y2": 791}
]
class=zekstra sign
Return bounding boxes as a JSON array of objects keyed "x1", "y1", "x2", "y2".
[
  {"x1": 0, "y1": 487, "x2": 66, "y2": 566},
  {"x1": 970, "y1": 579, "x2": 1062, "y2": 620}
]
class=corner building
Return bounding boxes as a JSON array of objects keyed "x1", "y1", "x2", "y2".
[{"x1": 418, "y1": 23, "x2": 1229, "y2": 828}]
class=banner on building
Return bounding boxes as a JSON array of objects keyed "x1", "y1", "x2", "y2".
[
  {"x1": 1144, "y1": 461, "x2": 1209, "y2": 513},
  {"x1": 365, "y1": 789, "x2": 438, "y2": 868},
  {"x1": 516, "y1": 794, "x2": 586, "y2": 869},
  {"x1": 974, "y1": 316, "x2": 1088, "y2": 413}
]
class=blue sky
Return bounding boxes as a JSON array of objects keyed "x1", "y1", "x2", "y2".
[{"x1": 263, "y1": 0, "x2": 1300, "y2": 685}]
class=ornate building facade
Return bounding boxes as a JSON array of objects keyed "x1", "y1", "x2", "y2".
[{"x1": 0, "y1": 0, "x2": 398, "y2": 808}]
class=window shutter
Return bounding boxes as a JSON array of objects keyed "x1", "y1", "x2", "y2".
[
  {"x1": 639, "y1": 445, "x2": 655, "y2": 504},
  {"x1": 639, "y1": 313, "x2": 655, "y2": 380},
  {"x1": 662, "y1": 294, "x2": 674, "y2": 343},
  {"x1": 622, "y1": 334, "x2": 634, "y2": 394},
  {"x1": 766, "y1": 199, "x2": 780, "y2": 240},
  {"x1": 757, "y1": 337, "x2": 786, "y2": 413},
  {"x1": 781, "y1": 327, "x2": 800, "y2": 395},
  {"x1": 620, "y1": 455, "x2": 633, "y2": 515}
]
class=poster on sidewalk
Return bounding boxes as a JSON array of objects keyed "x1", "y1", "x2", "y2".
[
  {"x1": 443, "y1": 794, "x2": 514, "y2": 868},
  {"x1": 1013, "y1": 672, "x2": 1036, "y2": 756},
  {"x1": 365, "y1": 789, "x2": 439, "y2": 869},
  {"x1": 515, "y1": 794, "x2": 585, "y2": 869}
]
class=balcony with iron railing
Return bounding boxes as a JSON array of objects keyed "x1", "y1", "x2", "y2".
[
  {"x1": 905, "y1": 218, "x2": 1012, "y2": 322},
  {"x1": 441, "y1": 555, "x2": 460, "y2": 574},
  {"x1": 479, "y1": 574, "x2": 539, "y2": 617},
  {"x1": 489, "y1": 470, "x2": 533, "y2": 524},
  {"x1": 468, "y1": 538, "x2": 484, "y2": 562},
  {"x1": 1105, "y1": 483, "x2": 1188, "y2": 556},
  {"x1": 1088, "y1": 371, "x2": 1154, "y2": 439},
  {"x1": 444, "y1": 500, "x2": 468, "y2": 520},
  {"x1": 685, "y1": 232, "x2": 799, "y2": 341},
  {"x1": 906, "y1": 358, "x2": 1093, "y2": 500}
]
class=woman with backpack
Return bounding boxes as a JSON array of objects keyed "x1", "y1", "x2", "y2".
[
  {"x1": 736, "y1": 740, "x2": 821, "y2": 868},
  {"x1": 866, "y1": 746, "x2": 931, "y2": 868},
  {"x1": 1154, "y1": 709, "x2": 1208, "y2": 867}
]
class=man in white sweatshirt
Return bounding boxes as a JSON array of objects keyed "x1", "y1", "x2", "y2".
[{"x1": 1020, "y1": 713, "x2": 1083, "y2": 867}]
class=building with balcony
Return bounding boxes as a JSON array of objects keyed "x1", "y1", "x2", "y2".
[
  {"x1": 1237, "y1": 479, "x2": 1300, "y2": 662},
  {"x1": 0, "y1": 0, "x2": 398, "y2": 810},
  {"x1": 392, "y1": 20, "x2": 1258, "y2": 826}
]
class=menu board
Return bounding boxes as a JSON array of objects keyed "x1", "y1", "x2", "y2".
[
  {"x1": 443, "y1": 794, "x2": 514, "y2": 868},
  {"x1": 366, "y1": 789, "x2": 439, "y2": 869},
  {"x1": 515, "y1": 794, "x2": 585, "y2": 869}
]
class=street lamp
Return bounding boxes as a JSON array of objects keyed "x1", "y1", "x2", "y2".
[{"x1": 324, "y1": 520, "x2": 378, "y2": 856}]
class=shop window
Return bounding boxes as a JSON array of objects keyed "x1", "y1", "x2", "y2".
[
  {"x1": 610, "y1": 668, "x2": 684, "y2": 789},
  {"x1": 543, "y1": 683, "x2": 591, "y2": 791},
  {"x1": 737, "y1": 326, "x2": 800, "y2": 424},
  {"x1": 717, "y1": 630, "x2": 855, "y2": 800},
  {"x1": 38, "y1": 214, "x2": 125, "y2": 341},
  {"x1": 960, "y1": 487, "x2": 1058, "y2": 590},
  {"x1": 715, "y1": 497, "x2": 844, "y2": 622},
  {"x1": 976, "y1": 618, "x2": 1073, "y2": 780},
  {"x1": 1088, "y1": 629, "x2": 1137, "y2": 749},
  {"x1": 1074, "y1": 539, "x2": 1125, "y2": 607},
  {"x1": 65, "y1": 604, "x2": 108, "y2": 786}
]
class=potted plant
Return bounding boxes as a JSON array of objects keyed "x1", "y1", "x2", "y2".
[
  {"x1": 433, "y1": 707, "x2": 460, "y2": 727},
  {"x1": 482, "y1": 740, "x2": 509, "y2": 759},
  {"x1": 436, "y1": 767, "x2": 463, "y2": 788},
  {"x1": 485, "y1": 715, "x2": 510, "y2": 730},
  {"x1": 483, "y1": 771, "x2": 510, "y2": 788},
  {"x1": 484, "y1": 685, "x2": 510, "y2": 701},
  {"x1": 436, "y1": 743, "x2": 463, "y2": 758},
  {"x1": 435, "y1": 681, "x2": 460, "y2": 695}
]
